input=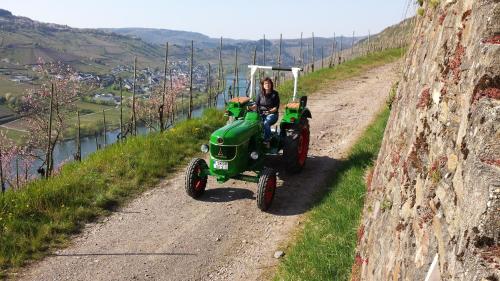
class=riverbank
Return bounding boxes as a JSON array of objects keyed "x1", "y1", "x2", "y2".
[{"x1": 0, "y1": 91, "x2": 213, "y2": 144}]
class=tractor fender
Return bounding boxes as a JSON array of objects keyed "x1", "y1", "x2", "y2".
[{"x1": 302, "y1": 108, "x2": 312, "y2": 119}]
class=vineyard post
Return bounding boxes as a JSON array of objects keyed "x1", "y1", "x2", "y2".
[
  {"x1": 277, "y1": 33, "x2": 282, "y2": 86},
  {"x1": 311, "y1": 32, "x2": 315, "y2": 72},
  {"x1": 367, "y1": 30, "x2": 371, "y2": 55},
  {"x1": 188, "y1": 40, "x2": 193, "y2": 119},
  {"x1": 169, "y1": 69, "x2": 175, "y2": 122},
  {"x1": 102, "y1": 109, "x2": 107, "y2": 146},
  {"x1": 76, "y1": 110, "x2": 81, "y2": 161},
  {"x1": 45, "y1": 83, "x2": 54, "y2": 178},
  {"x1": 252, "y1": 45, "x2": 257, "y2": 65},
  {"x1": 299, "y1": 32, "x2": 303, "y2": 68},
  {"x1": 206, "y1": 63, "x2": 211, "y2": 107},
  {"x1": 351, "y1": 30, "x2": 355, "y2": 58},
  {"x1": 329, "y1": 33, "x2": 335, "y2": 68},
  {"x1": 160, "y1": 42, "x2": 169, "y2": 132},
  {"x1": 262, "y1": 34, "x2": 266, "y2": 65},
  {"x1": 339, "y1": 36, "x2": 343, "y2": 65},
  {"x1": 321, "y1": 46, "x2": 324, "y2": 69},
  {"x1": 305, "y1": 43, "x2": 310, "y2": 73},
  {"x1": 119, "y1": 78, "x2": 123, "y2": 139},
  {"x1": 0, "y1": 150, "x2": 4, "y2": 193},
  {"x1": 235, "y1": 47, "x2": 239, "y2": 97},
  {"x1": 132, "y1": 57, "x2": 137, "y2": 136},
  {"x1": 217, "y1": 37, "x2": 223, "y2": 106},
  {"x1": 15, "y1": 157, "x2": 19, "y2": 189}
]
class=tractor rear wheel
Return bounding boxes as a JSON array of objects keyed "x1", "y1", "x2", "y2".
[
  {"x1": 283, "y1": 119, "x2": 310, "y2": 173},
  {"x1": 256, "y1": 167, "x2": 277, "y2": 211},
  {"x1": 185, "y1": 158, "x2": 208, "y2": 198}
]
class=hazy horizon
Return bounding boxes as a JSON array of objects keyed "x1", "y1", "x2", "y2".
[{"x1": 0, "y1": 0, "x2": 417, "y2": 40}]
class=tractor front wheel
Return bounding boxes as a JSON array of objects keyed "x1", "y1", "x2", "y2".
[
  {"x1": 256, "y1": 167, "x2": 277, "y2": 211},
  {"x1": 283, "y1": 119, "x2": 310, "y2": 173},
  {"x1": 185, "y1": 158, "x2": 208, "y2": 198}
]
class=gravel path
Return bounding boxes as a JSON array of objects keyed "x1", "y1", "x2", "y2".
[{"x1": 16, "y1": 62, "x2": 399, "y2": 281}]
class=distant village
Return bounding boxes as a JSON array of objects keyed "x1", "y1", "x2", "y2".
[{"x1": 1, "y1": 58, "x2": 211, "y2": 106}]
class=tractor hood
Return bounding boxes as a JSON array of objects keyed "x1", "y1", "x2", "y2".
[{"x1": 210, "y1": 119, "x2": 260, "y2": 146}]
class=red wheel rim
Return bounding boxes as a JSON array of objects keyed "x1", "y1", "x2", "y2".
[
  {"x1": 193, "y1": 165, "x2": 207, "y2": 191},
  {"x1": 264, "y1": 175, "x2": 276, "y2": 205},
  {"x1": 297, "y1": 127, "x2": 309, "y2": 166}
]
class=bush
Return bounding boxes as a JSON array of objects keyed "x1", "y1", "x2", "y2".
[{"x1": 417, "y1": 7, "x2": 425, "y2": 16}]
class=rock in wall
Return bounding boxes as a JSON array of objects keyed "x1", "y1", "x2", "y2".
[{"x1": 356, "y1": 0, "x2": 499, "y2": 280}]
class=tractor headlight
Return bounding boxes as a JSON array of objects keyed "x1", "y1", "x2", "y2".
[
  {"x1": 250, "y1": 151, "x2": 259, "y2": 160},
  {"x1": 200, "y1": 144, "x2": 209, "y2": 153}
]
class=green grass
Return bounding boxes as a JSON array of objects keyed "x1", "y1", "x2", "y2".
[
  {"x1": 0, "y1": 127, "x2": 26, "y2": 142},
  {"x1": 274, "y1": 107, "x2": 390, "y2": 281},
  {"x1": 277, "y1": 48, "x2": 404, "y2": 103},
  {"x1": 0, "y1": 77, "x2": 29, "y2": 98},
  {"x1": 0, "y1": 109, "x2": 225, "y2": 276}
]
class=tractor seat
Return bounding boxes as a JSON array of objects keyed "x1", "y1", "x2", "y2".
[
  {"x1": 230, "y1": 97, "x2": 250, "y2": 104},
  {"x1": 286, "y1": 102, "x2": 300, "y2": 109}
]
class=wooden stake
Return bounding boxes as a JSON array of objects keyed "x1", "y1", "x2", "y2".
[
  {"x1": 321, "y1": 46, "x2": 324, "y2": 69},
  {"x1": 45, "y1": 83, "x2": 54, "y2": 178},
  {"x1": 329, "y1": 33, "x2": 335, "y2": 68},
  {"x1": 277, "y1": 33, "x2": 282, "y2": 85},
  {"x1": 218, "y1": 37, "x2": 223, "y2": 105},
  {"x1": 304, "y1": 43, "x2": 309, "y2": 73},
  {"x1": 367, "y1": 30, "x2": 371, "y2": 54},
  {"x1": 252, "y1": 45, "x2": 257, "y2": 65},
  {"x1": 299, "y1": 32, "x2": 303, "y2": 67},
  {"x1": 160, "y1": 42, "x2": 169, "y2": 132},
  {"x1": 132, "y1": 57, "x2": 137, "y2": 136},
  {"x1": 102, "y1": 109, "x2": 107, "y2": 146},
  {"x1": 235, "y1": 47, "x2": 239, "y2": 97},
  {"x1": 170, "y1": 69, "x2": 175, "y2": 122},
  {"x1": 119, "y1": 78, "x2": 123, "y2": 139},
  {"x1": 76, "y1": 110, "x2": 81, "y2": 161},
  {"x1": 262, "y1": 34, "x2": 266, "y2": 65},
  {"x1": 15, "y1": 157, "x2": 19, "y2": 189},
  {"x1": 351, "y1": 30, "x2": 355, "y2": 57},
  {"x1": 206, "y1": 63, "x2": 211, "y2": 107},
  {"x1": 0, "y1": 149, "x2": 4, "y2": 193},
  {"x1": 311, "y1": 32, "x2": 315, "y2": 72},
  {"x1": 188, "y1": 40, "x2": 194, "y2": 119}
]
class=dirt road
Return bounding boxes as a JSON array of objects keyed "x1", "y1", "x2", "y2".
[{"x1": 16, "y1": 62, "x2": 399, "y2": 281}]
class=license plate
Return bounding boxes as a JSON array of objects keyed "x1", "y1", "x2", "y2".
[{"x1": 214, "y1": 160, "x2": 228, "y2": 170}]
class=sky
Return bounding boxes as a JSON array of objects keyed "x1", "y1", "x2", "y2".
[{"x1": 1, "y1": 0, "x2": 416, "y2": 39}]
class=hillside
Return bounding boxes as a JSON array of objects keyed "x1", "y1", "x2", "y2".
[
  {"x1": 0, "y1": 9, "x2": 165, "y2": 72},
  {"x1": 356, "y1": 0, "x2": 499, "y2": 280},
  {"x1": 103, "y1": 27, "x2": 369, "y2": 66},
  {"x1": 0, "y1": 8, "x2": 417, "y2": 75}
]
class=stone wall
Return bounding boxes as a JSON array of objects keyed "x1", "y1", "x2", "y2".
[{"x1": 356, "y1": 0, "x2": 499, "y2": 280}]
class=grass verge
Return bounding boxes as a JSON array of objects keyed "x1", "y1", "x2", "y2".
[
  {"x1": 0, "y1": 109, "x2": 225, "y2": 276},
  {"x1": 278, "y1": 48, "x2": 404, "y2": 102},
  {"x1": 274, "y1": 107, "x2": 390, "y2": 281}
]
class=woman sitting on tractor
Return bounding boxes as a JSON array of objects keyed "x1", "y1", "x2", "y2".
[{"x1": 252, "y1": 77, "x2": 280, "y2": 146}]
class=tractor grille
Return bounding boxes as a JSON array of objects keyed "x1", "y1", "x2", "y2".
[{"x1": 210, "y1": 144, "x2": 237, "y2": 160}]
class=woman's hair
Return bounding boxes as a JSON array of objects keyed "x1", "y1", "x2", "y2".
[{"x1": 260, "y1": 77, "x2": 274, "y2": 94}]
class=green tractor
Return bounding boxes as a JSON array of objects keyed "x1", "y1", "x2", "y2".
[{"x1": 185, "y1": 65, "x2": 311, "y2": 211}]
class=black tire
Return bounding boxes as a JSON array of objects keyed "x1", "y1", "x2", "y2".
[
  {"x1": 256, "y1": 167, "x2": 277, "y2": 211},
  {"x1": 185, "y1": 158, "x2": 208, "y2": 198},
  {"x1": 283, "y1": 119, "x2": 310, "y2": 174}
]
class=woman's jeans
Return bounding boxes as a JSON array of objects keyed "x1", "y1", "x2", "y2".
[{"x1": 262, "y1": 113, "x2": 278, "y2": 141}]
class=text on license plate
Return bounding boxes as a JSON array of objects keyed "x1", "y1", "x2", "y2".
[{"x1": 214, "y1": 160, "x2": 228, "y2": 170}]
